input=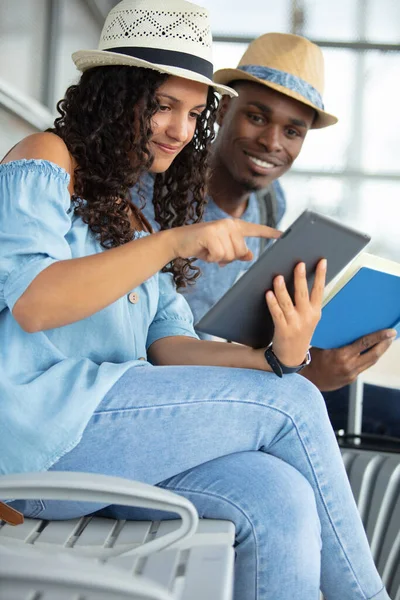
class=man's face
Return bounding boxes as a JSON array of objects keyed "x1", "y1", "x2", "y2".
[{"x1": 214, "y1": 81, "x2": 315, "y2": 191}]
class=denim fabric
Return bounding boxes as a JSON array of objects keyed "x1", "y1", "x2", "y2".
[
  {"x1": 0, "y1": 161, "x2": 198, "y2": 475},
  {"x1": 237, "y1": 65, "x2": 324, "y2": 110},
  {"x1": 17, "y1": 365, "x2": 390, "y2": 600}
]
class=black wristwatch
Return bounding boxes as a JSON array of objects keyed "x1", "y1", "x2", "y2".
[{"x1": 264, "y1": 343, "x2": 311, "y2": 378}]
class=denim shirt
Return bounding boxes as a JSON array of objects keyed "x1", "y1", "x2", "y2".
[
  {"x1": 0, "y1": 160, "x2": 197, "y2": 475},
  {"x1": 136, "y1": 173, "x2": 286, "y2": 326}
]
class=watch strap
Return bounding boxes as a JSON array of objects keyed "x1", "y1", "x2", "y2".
[{"x1": 264, "y1": 343, "x2": 311, "y2": 377}]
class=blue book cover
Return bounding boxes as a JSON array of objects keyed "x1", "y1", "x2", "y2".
[{"x1": 311, "y1": 266, "x2": 400, "y2": 349}]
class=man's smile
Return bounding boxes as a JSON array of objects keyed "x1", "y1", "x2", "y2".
[{"x1": 243, "y1": 150, "x2": 285, "y2": 173}]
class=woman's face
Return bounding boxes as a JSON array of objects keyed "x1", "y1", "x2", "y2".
[{"x1": 149, "y1": 75, "x2": 208, "y2": 173}]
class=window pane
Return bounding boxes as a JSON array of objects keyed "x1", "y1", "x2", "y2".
[
  {"x1": 53, "y1": 0, "x2": 101, "y2": 111},
  {"x1": 357, "y1": 180, "x2": 400, "y2": 260},
  {"x1": 0, "y1": 108, "x2": 37, "y2": 160},
  {"x1": 366, "y1": 0, "x2": 400, "y2": 43},
  {"x1": 361, "y1": 51, "x2": 400, "y2": 173},
  {"x1": 280, "y1": 175, "x2": 400, "y2": 261},
  {"x1": 300, "y1": 0, "x2": 359, "y2": 42},
  {"x1": 213, "y1": 41, "x2": 248, "y2": 73},
  {"x1": 279, "y1": 175, "x2": 345, "y2": 227},
  {"x1": 201, "y1": 0, "x2": 291, "y2": 37},
  {"x1": 0, "y1": 0, "x2": 47, "y2": 103},
  {"x1": 293, "y1": 49, "x2": 356, "y2": 171}
]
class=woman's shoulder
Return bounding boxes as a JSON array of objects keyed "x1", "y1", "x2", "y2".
[{"x1": 1, "y1": 132, "x2": 75, "y2": 192}]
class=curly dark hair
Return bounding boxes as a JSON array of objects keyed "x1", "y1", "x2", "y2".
[{"x1": 49, "y1": 65, "x2": 218, "y2": 288}]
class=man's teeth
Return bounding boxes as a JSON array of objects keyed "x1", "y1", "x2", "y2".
[{"x1": 248, "y1": 156, "x2": 274, "y2": 168}]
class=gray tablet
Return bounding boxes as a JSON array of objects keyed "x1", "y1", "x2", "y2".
[{"x1": 195, "y1": 210, "x2": 371, "y2": 348}]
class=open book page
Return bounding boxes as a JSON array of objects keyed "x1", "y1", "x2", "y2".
[{"x1": 322, "y1": 252, "x2": 400, "y2": 306}]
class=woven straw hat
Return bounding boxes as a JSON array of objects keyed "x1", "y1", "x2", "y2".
[
  {"x1": 72, "y1": 0, "x2": 236, "y2": 97},
  {"x1": 213, "y1": 33, "x2": 337, "y2": 128}
]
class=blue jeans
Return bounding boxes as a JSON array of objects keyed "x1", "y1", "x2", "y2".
[{"x1": 16, "y1": 365, "x2": 390, "y2": 600}]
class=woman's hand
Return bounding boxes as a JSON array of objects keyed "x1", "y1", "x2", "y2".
[
  {"x1": 168, "y1": 218, "x2": 281, "y2": 264},
  {"x1": 267, "y1": 260, "x2": 327, "y2": 367}
]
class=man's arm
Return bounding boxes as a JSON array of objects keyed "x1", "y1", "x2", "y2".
[{"x1": 301, "y1": 329, "x2": 397, "y2": 391}]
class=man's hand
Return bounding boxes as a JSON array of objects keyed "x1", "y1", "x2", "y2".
[{"x1": 301, "y1": 329, "x2": 397, "y2": 391}]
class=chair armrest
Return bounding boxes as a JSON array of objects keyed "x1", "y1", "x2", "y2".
[
  {"x1": 0, "y1": 546, "x2": 174, "y2": 600},
  {"x1": 0, "y1": 471, "x2": 198, "y2": 556}
]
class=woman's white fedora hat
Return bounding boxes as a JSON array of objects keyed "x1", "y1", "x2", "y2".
[{"x1": 72, "y1": 0, "x2": 236, "y2": 97}]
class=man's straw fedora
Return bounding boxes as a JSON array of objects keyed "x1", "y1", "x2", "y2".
[{"x1": 213, "y1": 32, "x2": 337, "y2": 128}]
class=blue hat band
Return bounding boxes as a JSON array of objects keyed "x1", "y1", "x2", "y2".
[{"x1": 237, "y1": 65, "x2": 324, "y2": 111}]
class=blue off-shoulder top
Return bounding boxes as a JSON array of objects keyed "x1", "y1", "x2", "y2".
[{"x1": 0, "y1": 160, "x2": 197, "y2": 474}]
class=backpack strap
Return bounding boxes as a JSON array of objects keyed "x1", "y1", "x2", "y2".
[{"x1": 255, "y1": 184, "x2": 279, "y2": 253}]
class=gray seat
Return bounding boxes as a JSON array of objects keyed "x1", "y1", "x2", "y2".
[
  {"x1": 0, "y1": 472, "x2": 235, "y2": 600},
  {"x1": 341, "y1": 447, "x2": 400, "y2": 600},
  {"x1": 0, "y1": 544, "x2": 175, "y2": 600},
  {"x1": 1, "y1": 448, "x2": 399, "y2": 599}
]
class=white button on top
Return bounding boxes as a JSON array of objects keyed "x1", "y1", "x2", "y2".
[{"x1": 128, "y1": 292, "x2": 139, "y2": 304}]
